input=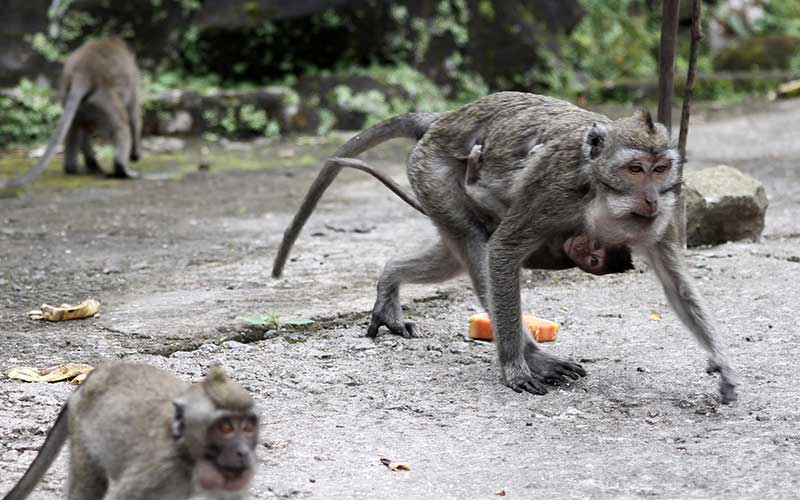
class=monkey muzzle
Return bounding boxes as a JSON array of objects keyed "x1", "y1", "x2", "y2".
[{"x1": 194, "y1": 460, "x2": 254, "y2": 492}]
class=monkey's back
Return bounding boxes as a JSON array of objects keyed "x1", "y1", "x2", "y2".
[
  {"x1": 61, "y1": 38, "x2": 139, "y2": 101},
  {"x1": 409, "y1": 92, "x2": 606, "y2": 225}
]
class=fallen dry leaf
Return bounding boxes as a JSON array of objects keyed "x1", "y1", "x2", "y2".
[
  {"x1": 648, "y1": 314, "x2": 662, "y2": 321},
  {"x1": 379, "y1": 457, "x2": 410, "y2": 472},
  {"x1": 28, "y1": 299, "x2": 99, "y2": 321},
  {"x1": 7, "y1": 363, "x2": 94, "y2": 384}
]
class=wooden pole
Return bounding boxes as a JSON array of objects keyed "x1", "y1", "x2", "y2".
[
  {"x1": 679, "y1": 0, "x2": 702, "y2": 157},
  {"x1": 657, "y1": 0, "x2": 682, "y2": 247},
  {"x1": 657, "y1": 0, "x2": 681, "y2": 132},
  {"x1": 676, "y1": 0, "x2": 703, "y2": 247}
]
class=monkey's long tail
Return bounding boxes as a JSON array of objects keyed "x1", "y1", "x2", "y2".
[
  {"x1": 271, "y1": 112, "x2": 443, "y2": 278},
  {"x1": 2, "y1": 404, "x2": 69, "y2": 500},
  {"x1": 1, "y1": 77, "x2": 91, "y2": 190},
  {"x1": 328, "y1": 157, "x2": 428, "y2": 215}
]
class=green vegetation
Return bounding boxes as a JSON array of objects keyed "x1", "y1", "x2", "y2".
[
  {"x1": 6, "y1": 0, "x2": 800, "y2": 148},
  {"x1": 0, "y1": 80, "x2": 63, "y2": 147}
]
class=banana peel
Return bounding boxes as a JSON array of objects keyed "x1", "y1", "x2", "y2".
[
  {"x1": 28, "y1": 299, "x2": 99, "y2": 321},
  {"x1": 7, "y1": 363, "x2": 94, "y2": 384}
]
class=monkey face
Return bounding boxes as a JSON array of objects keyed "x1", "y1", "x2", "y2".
[
  {"x1": 194, "y1": 413, "x2": 259, "y2": 493},
  {"x1": 584, "y1": 113, "x2": 681, "y2": 246},
  {"x1": 563, "y1": 235, "x2": 608, "y2": 275}
]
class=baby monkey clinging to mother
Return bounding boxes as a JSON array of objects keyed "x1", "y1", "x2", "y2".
[
  {"x1": 326, "y1": 146, "x2": 633, "y2": 276},
  {"x1": 273, "y1": 92, "x2": 737, "y2": 404}
]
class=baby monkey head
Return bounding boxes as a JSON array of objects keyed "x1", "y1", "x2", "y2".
[
  {"x1": 583, "y1": 109, "x2": 682, "y2": 245},
  {"x1": 172, "y1": 367, "x2": 259, "y2": 497},
  {"x1": 562, "y1": 235, "x2": 634, "y2": 275}
]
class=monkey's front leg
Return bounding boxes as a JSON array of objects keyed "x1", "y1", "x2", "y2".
[
  {"x1": 645, "y1": 238, "x2": 738, "y2": 404},
  {"x1": 487, "y1": 240, "x2": 586, "y2": 394}
]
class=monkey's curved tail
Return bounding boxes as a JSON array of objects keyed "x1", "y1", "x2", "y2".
[
  {"x1": 328, "y1": 157, "x2": 427, "y2": 215},
  {"x1": 272, "y1": 112, "x2": 442, "y2": 278},
  {"x1": 1, "y1": 77, "x2": 91, "y2": 190},
  {"x1": 2, "y1": 404, "x2": 68, "y2": 500}
]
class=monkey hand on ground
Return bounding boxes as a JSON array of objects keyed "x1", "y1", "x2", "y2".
[{"x1": 2, "y1": 363, "x2": 259, "y2": 500}]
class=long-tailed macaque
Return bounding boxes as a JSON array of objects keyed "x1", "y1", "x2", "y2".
[
  {"x1": 2, "y1": 363, "x2": 259, "y2": 500},
  {"x1": 273, "y1": 93, "x2": 736, "y2": 404},
  {"x1": 2, "y1": 38, "x2": 141, "y2": 189}
]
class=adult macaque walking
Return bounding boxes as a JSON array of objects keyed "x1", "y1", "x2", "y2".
[
  {"x1": 273, "y1": 92, "x2": 736, "y2": 404},
  {"x1": 2, "y1": 363, "x2": 259, "y2": 500},
  {"x1": 2, "y1": 38, "x2": 142, "y2": 190}
]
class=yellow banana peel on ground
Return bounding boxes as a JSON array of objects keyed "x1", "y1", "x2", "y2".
[
  {"x1": 28, "y1": 298, "x2": 99, "y2": 321},
  {"x1": 7, "y1": 363, "x2": 94, "y2": 384}
]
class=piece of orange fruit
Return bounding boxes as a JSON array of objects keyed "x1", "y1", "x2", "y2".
[{"x1": 468, "y1": 313, "x2": 559, "y2": 343}]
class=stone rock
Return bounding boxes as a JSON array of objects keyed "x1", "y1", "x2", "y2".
[
  {"x1": 0, "y1": 0, "x2": 59, "y2": 86},
  {"x1": 685, "y1": 165, "x2": 768, "y2": 247},
  {"x1": 163, "y1": 111, "x2": 194, "y2": 135},
  {"x1": 143, "y1": 87, "x2": 305, "y2": 137},
  {"x1": 142, "y1": 136, "x2": 186, "y2": 154}
]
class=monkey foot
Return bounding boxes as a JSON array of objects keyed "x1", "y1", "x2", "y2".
[
  {"x1": 706, "y1": 359, "x2": 738, "y2": 404},
  {"x1": 502, "y1": 360, "x2": 548, "y2": 395},
  {"x1": 524, "y1": 346, "x2": 586, "y2": 385},
  {"x1": 366, "y1": 299, "x2": 422, "y2": 339},
  {"x1": 111, "y1": 162, "x2": 140, "y2": 179},
  {"x1": 85, "y1": 158, "x2": 103, "y2": 175}
]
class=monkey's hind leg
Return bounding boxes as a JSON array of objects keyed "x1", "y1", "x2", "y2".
[
  {"x1": 368, "y1": 240, "x2": 463, "y2": 338},
  {"x1": 81, "y1": 129, "x2": 103, "y2": 175},
  {"x1": 128, "y1": 91, "x2": 142, "y2": 162},
  {"x1": 67, "y1": 441, "x2": 108, "y2": 500},
  {"x1": 91, "y1": 91, "x2": 139, "y2": 179},
  {"x1": 63, "y1": 125, "x2": 82, "y2": 175}
]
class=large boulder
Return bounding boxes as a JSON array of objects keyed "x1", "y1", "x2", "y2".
[{"x1": 685, "y1": 165, "x2": 768, "y2": 247}]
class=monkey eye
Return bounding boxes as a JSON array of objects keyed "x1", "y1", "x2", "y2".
[
  {"x1": 653, "y1": 164, "x2": 669, "y2": 173},
  {"x1": 628, "y1": 164, "x2": 644, "y2": 173},
  {"x1": 218, "y1": 419, "x2": 235, "y2": 435},
  {"x1": 590, "y1": 256, "x2": 599, "y2": 267},
  {"x1": 242, "y1": 417, "x2": 257, "y2": 433}
]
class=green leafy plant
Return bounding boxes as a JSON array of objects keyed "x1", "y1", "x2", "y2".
[{"x1": 0, "y1": 80, "x2": 61, "y2": 147}]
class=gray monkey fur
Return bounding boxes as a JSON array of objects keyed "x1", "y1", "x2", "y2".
[{"x1": 273, "y1": 91, "x2": 737, "y2": 404}]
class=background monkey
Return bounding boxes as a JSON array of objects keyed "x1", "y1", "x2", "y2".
[
  {"x1": 2, "y1": 38, "x2": 142, "y2": 190},
  {"x1": 3, "y1": 363, "x2": 259, "y2": 500},
  {"x1": 274, "y1": 92, "x2": 737, "y2": 404}
]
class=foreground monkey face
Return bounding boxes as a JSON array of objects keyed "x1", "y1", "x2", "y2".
[
  {"x1": 195, "y1": 414, "x2": 259, "y2": 493},
  {"x1": 583, "y1": 111, "x2": 681, "y2": 245}
]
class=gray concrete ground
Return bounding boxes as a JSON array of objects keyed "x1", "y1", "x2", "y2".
[{"x1": 0, "y1": 98, "x2": 799, "y2": 499}]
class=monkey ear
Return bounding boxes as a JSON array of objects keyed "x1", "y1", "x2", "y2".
[
  {"x1": 636, "y1": 108, "x2": 656, "y2": 134},
  {"x1": 171, "y1": 401, "x2": 185, "y2": 439},
  {"x1": 584, "y1": 123, "x2": 607, "y2": 160}
]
